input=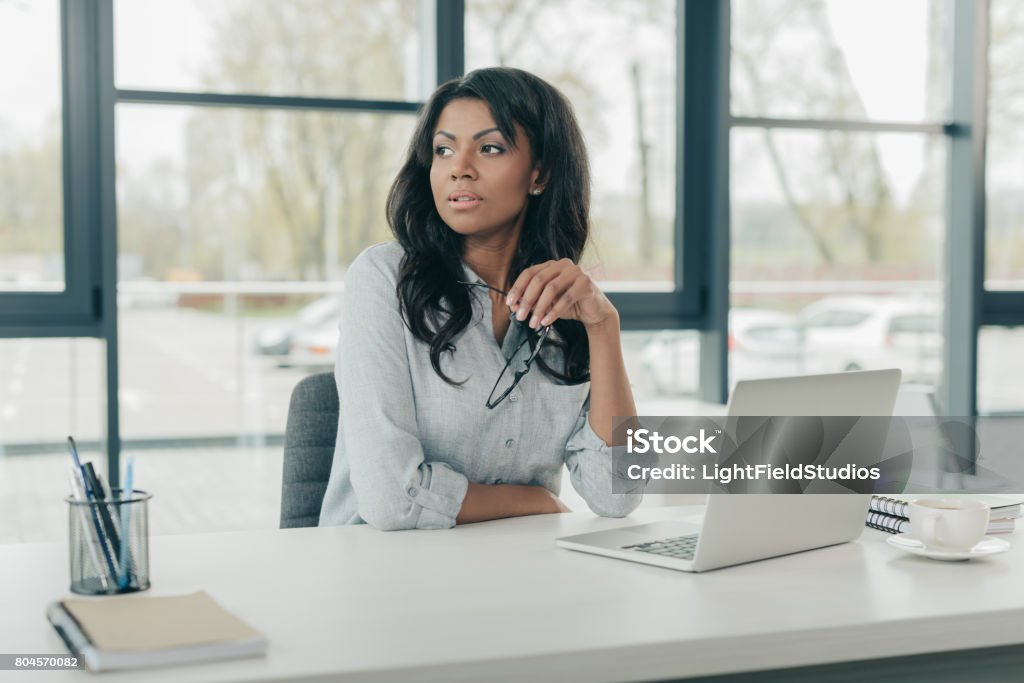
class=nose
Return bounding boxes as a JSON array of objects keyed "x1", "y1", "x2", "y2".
[{"x1": 449, "y1": 152, "x2": 477, "y2": 180}]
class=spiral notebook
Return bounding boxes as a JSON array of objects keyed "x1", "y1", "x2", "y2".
[
  {"x1": 869, "y1": 494, "x2": 1022, "y2": 519},
  {"x1": 867, "y1": 494, "x2": 1022, "y2": 535},
  {"x1": 47, "y1": 590, "x2": 267, "y2": 672}
]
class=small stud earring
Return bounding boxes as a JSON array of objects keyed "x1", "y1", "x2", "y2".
[{"x1": 531, "y1": 188, "x2": 543, "y2": 195}]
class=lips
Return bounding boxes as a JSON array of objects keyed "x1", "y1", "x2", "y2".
[
  {"x1": 448, "y1": 191, "x2": 482, "y2": 202},
  {"x1": 447, "y1": 190, "x2": 482, "y2": 210}
]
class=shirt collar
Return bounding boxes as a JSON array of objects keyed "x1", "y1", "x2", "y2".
[
  {"x1": 461, "y1": 260, "x2": 486, "y2": 287},
  {"x1": 459, "y1": 260, "x2": 523, "y2": 342},
  {"x1": 459, "y1": 261, "x2": 489, "y2": 331}
]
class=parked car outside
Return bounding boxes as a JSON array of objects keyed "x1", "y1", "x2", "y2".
[
  {"x1": 281, "y1": 311, "x2": 342, "y2": 369},
  {"x1": 641, "y1": 309, "x2": 805, "y2": 395},
  {"x1": 253, "y1": 294, "x2": 342, "y2": 357},
  {"x1": 799, "y1": 296, "x2": 941, "y2": 384}
]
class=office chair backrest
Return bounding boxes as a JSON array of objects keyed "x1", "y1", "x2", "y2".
[{"x1": 280, "y1": 372, "x2": 339, "y2": 528}]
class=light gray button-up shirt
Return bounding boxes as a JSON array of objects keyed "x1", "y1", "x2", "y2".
[{"x1": 318, "y1": 241, "x2": 643, "y2": 530}]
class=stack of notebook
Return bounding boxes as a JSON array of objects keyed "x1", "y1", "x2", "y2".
[
  {"x1": 47, "y1": 591, "x2": 267, "y2": 672},
  {"x1": 866, "y1": 494, "x2": 1022, "y2": 535}
]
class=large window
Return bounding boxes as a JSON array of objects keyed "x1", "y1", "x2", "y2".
[
  {"x1": 731, "y1": 0, "x2": 949, "y2": 121},
  {"x1": 727, "y1": 0, "x2": 950, "y2": 394},
  {"x1": 978, "y1": 327, "x2": 1024, "y2": 413},
  {"x1": 981, "y1": 0, "x2": 1024, "y2": 415},
  {"x1": 106, "y1": 0, "x2": 426, "y2": 539},
  {"x1": 116, "y1": 105, "x2": 414, "y2": 444},
  {"x1": 1, "y1": 1, "x2": 1013, "y2": 543},
  {"x1": 986, "y1": 0, "x2": 1024, "y2": 289},
  {"x1": 115, "y1": 0, "x2": 431, "y2": 100},
  {"x1": 0, "y1": 337, "x2": 105, "y2": 543},
  {"x1": 0, "y1": 1, "x2": 64, "y2": 291}
]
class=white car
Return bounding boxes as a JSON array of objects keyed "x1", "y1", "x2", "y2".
[
  {"x1": 799, "y1": 296, "x2": 941, "y2": 384},
  {"x1": 254, "y1": 294, "x2": 343, "y2": 357},
  {"x1": 279, "y1": 310, "x2": 341, "y2": 369},
  {"x1": 641, "y1": 309, "x2": 805, "y2": 395}
]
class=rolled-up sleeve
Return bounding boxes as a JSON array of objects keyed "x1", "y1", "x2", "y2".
[
  {"x1": 336, "y1": 249, "x2": 468, "y2": 530},
  {"x1": 564, "y1": 395, "x2": 644, "y2": 518}
]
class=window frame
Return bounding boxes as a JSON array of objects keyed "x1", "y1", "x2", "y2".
[
  {"x1": 607, "y1": 0, "x2": 710, "y2": 331},
  {"x1": 1, "y1": 0, "x2": 1010, "y2": 484},
  {"x1": 980, "y1": 0, "x2": 1024, "y2": 328},
  {"x1": 0, "y1": 0, "x2": 103, "y2": 332},
  {"x1": 723, "y1": 0, "x2": 992, "y2": 416}
]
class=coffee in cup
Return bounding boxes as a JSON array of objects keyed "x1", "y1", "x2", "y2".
[{"x1": 909, "y1": 498, "x2": 989, "y2": 552}]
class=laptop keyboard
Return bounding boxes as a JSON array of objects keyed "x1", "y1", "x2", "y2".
[{"x1": 621, "y1": 533, "x2": 699, "y2": 560}]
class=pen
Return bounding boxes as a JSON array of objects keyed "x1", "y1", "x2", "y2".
[
  {"x1": 67, "y1": 436, "x2": 84, "y2": 474},
  {"x1": 117, "y1": 456, "x2": 135, "y2": 589},
  {"x1": 83, "y1": 463, "x2": 122, "y2": 559},
  {"x1": 68, "y1": 438, "x2": 119, "y2": 581},
  {"x1": 80, "y1": 462, "x2": 120, "y2": 579},
  {"x1": 67, "y1": 468, "x2": 110, "y2": 591},
  {"x1": 66, "y1": 436, "x2": 91, "y2": 502}
]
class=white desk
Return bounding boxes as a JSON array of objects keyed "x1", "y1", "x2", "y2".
[{"x1": 2, "y1": 506, "x2": 1023, "y2": 683}]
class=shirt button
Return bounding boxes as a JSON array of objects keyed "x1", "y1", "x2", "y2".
[
  {"x1": 508, "y1": 392, "x2": 520, "y2": 403},
  {"x1": 505, "y1": 439, "x2": 514, "y2": 448},
  {"x1": 407, "y1": 487, "x2": 418, "y2": 497}
]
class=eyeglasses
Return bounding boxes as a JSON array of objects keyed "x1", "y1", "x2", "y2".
[{"x1": 458, "y1": 280, "x2": 551, "y2": 409}]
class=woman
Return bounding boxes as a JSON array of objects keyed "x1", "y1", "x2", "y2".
[{"x1": 319, "y1": 67, "x2": 643, "y2": 530}]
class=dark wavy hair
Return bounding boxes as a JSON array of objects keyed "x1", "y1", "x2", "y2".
[{"x1": 386, "y1": 67, "x2": 592, "y2": 387}]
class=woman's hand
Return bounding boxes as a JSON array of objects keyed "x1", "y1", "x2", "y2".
[{"x1": 505, "y1": 259, "x2": 618, "y2": 330}]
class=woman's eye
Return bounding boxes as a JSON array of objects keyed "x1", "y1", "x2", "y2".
[
  {"x1": 434, "y1": 145, "x2": 452, "y2": 157},
  {"x1": 481, "y1": 143, "x2": 504, "y2": 154}
]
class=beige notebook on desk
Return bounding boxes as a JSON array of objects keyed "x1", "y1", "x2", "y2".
[{"x1": 47, "y1": 590, "x2": 267, "y2": 672}]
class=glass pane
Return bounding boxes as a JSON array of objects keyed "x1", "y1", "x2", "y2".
[
  {"x1": 465, "y1": 0, "x2": 677, "y2": 288},
  {"x1": 0, "y1": 1, "x2": 64, "y2": 291},
  {"x1": 631, "y1": 329, "x2": 698, "y2": 397},
  {"x1": 985, "y1": 0, "x2": 1024, "y2": 289},
  {"x1": 978, "y1": 327, "x2": 1024, "y2": 414},
  {"x1": 731, "y1": 0, "x2": 950, "y2": 121},
  {"x1": 117, "y1": 105, "x2": 415, "y2": 281},
  {"x1": 731, "y1": 128, "x2": 945, "y2": 388},
  {"x1": 115, "y1": 0, "x2": 430, "y2": 101},
  {"x1": 0, "y1": 338, "x2": 104, "y2": 544},
  {"x1": 116, "y1": 106, "x2": 414, "y2": 533}
]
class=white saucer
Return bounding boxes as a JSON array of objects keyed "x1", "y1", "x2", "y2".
[{"x1": 886, "y1": 533, "x2": 1010, "y2": 561}]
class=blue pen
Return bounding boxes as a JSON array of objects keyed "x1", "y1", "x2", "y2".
[
  {"x1": 68, "y1": 436, "x2": 119, "y2": 583},
  {"x1": 67, "y1": 436, "x2": 85, "y2": 479},
  {"x1": 117, "y1": 456, "x2": 135, "y2": 589}
]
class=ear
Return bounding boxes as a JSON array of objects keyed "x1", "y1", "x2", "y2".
[{"x1": 530, "y1": 166, "x2": 550, "y2": 193}]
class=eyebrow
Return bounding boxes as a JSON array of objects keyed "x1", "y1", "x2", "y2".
[{"x1": 434, "y1": 127, "x2": 503, "y2": 141}]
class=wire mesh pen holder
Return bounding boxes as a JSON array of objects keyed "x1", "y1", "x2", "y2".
[{"x1": 66, "y1": 489, "x2": 152, "y2": 595}]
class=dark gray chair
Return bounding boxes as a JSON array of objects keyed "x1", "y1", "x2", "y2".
[{"x1": 280, "y1": 372, "x2": 339, "y2": 528}]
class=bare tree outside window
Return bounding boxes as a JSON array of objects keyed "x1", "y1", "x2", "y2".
[
  {"x1": 118, "y1": 0, "x2": 420, "y2": 285},
  {"x1": 723, "y1": 0, "x2": 949, "y2": 394},
  {"x1": 987, "y1": 0, "x2": 1024, "y2": 286},
  {"x1": 731, "y1": 0, "x2": 945, "y2": 276},
  {"x1": 0, "y1": 0, "x2": 63, "y2": 289}
]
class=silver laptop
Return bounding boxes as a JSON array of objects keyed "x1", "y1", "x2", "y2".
[{"x1": 556, "y1": 369, "x2": 902, "y2": 572}]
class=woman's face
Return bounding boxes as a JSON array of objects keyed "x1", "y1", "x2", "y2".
[{"x1": 429, "y1": 98, "x2": 541, "y2": 241}]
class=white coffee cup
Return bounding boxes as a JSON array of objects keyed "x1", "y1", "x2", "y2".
[{"x1": 909, "y1": 498, "x2": 989, "y2": 552}]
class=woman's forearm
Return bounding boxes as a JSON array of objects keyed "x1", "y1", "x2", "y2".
[
  {"x1": 584, "y1": 311, "x2": 638, "y2": 446},
  {"x1": 456, "y1": 482, "x2": 568, "y2": 524}
]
